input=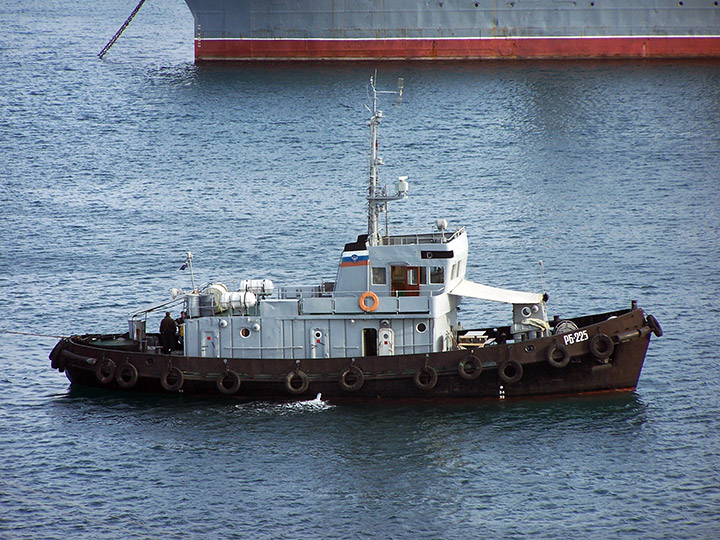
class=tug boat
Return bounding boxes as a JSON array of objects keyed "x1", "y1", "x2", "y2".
[{"x1": 50, "y1": 76, "x2": 662, "y2": 401}]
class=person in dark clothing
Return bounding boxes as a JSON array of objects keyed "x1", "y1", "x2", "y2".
[
  {"x1": 175, "y1": 311, "x2": 187, "y2": 348},
  {"x1": 159, "y1": 311, "x2": 177, "y2": 354}
]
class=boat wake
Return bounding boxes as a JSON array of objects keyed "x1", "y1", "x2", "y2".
[
  {"x1": 233, "y1": 393, "x2": 333, "y2": 417},
  {"x1": 280, "y1": 393, "x2": 333, "y2": 412}
]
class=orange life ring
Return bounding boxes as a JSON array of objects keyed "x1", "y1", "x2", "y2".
[{"x1": 359, "y1": 291, "x2": 379, "y2": 312}]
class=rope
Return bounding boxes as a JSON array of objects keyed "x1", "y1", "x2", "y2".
[
  {"x1": 98, "y1": 0, "x2": 147, "y2": 59},
  {"x1": 0, "y1": 330, "x2": 65, "y2": 339}
]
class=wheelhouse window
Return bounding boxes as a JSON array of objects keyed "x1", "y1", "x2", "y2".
[
  {"x1": 430, "y1": 266, "x2": 444, "y2": 284},
  {"x1": 372, "y1": 267, "x2": 386, "y2": 285},
  {"x1": 407, "y1": 267, "x2": 418, "y2": 286}
]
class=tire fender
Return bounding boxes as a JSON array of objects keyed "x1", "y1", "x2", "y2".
[
  {"x1": 116, "y1": 362, "x2": 138, "y2": 389},
  {"x1": 95, "y1": 357, "x2": 117, "y2": 384},
  {"x1": 339, "y1": 365, "x2": 364, "y2": 392},
  {"x1": 285, "y1": 370, "x2": 309, "y2": 395},
  {"x1": 161, "y1": 366, "x2": 185, "y2": 392},
  {"x1": 458, "y1": 355, "x2": 482, "y2": 380},
  {"x1": 499, "y1": 359, "x2": 523, "y2": 384},
  {"x1": 546, "y1": 343, "x2": 570, "y2": 368},
  {"x1": 589, "y1": 334, "x2": 614, "y2": 360},
  {"x1": 217, "y1": 370, "x2": 241, "y2": 394},
  {"x1": 413, "y1": 366, "x2": 438, "y2": 390}
]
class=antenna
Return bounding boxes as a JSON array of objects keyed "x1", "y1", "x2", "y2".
[{"x1": 366, "y1": 72, "x2": 408, "y2": 246}]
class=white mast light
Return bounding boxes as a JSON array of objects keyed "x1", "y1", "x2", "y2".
[{"x1": 396, "y1": 176, "x2": 409, "y2": 195}]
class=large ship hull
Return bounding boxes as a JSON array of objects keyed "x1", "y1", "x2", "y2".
[
  {"x1": 184, "y1": 0, "x2": 720, "y2": 61},
  {"x1": 49, "y1": 307, "x2": 659, "y2": 402}
]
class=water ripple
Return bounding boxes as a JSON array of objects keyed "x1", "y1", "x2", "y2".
[{"x1": 2, "y1": 1, "x2": 720, "y2": 537}]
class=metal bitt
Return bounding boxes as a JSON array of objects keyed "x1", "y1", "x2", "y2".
[{"x1": 366, "y1": 73, "x2": 408, "y2": 246}]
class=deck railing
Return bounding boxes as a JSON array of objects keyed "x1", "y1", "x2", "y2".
[{"x1": 379, "y1": 227, "x2": 465, "y2": 246}]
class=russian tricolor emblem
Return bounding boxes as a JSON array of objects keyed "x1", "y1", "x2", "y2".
[{"x1": 340, "y1": 251, "x2": 369, "y2": 267}]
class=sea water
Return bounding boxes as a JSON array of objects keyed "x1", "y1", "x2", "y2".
[{"x1": 1, "y1": 1, "x2": 719, "y2": 538}]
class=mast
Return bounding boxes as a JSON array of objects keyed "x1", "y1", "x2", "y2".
[
  {"x1": 366, "y1": 73, "x2": 408, "y2": 246},
  {"x1": 367, "y1": 76, "x2": 382, "y2": 245}
]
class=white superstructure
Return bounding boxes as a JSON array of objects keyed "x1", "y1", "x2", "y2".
[{"x1": 133, "y1": 75, "x2": 549, "y2": 361}]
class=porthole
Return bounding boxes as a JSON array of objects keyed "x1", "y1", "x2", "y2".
[
  {"x1": 416, "y1": 322, "x2": 427, "y2": 333},
  {"x1": 240, "y1": 327, "x2": 251, "y2": 338}
]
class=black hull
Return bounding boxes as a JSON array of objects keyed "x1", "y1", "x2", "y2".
[{"x1": 50, "y1": 307, "x2": 659, "y2": 402}]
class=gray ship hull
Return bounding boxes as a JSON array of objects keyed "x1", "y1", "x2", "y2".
[{"x1": 183, "y1": 0, "x2": 720, "y2": 61}]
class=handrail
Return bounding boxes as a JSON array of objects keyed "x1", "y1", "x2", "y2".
[
  {"x1": 129, "y1": 296, "x2": 186, "y2": 318},
  {"x1": 380, "y1": 227, "x2": 465, "y2": 246},
  {"x1": 277, "y1": 286, "x2": 447, "y2": 300}
]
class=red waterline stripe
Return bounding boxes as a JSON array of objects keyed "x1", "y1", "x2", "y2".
[{"x1": 195, "y1": 36, "x2": 720, "y2": 61}]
